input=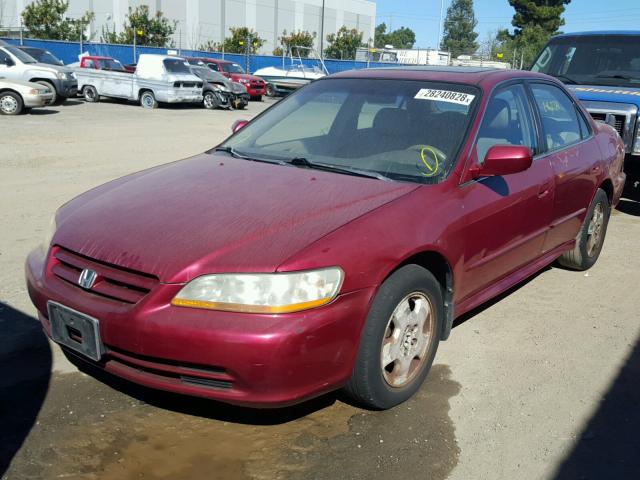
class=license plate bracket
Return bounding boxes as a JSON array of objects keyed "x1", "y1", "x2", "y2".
[{"x1": 48, "y1": 301, "x2": 104, "y2": 361}]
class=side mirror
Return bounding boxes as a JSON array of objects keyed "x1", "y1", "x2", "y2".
[
  {"x1": 470, "y1": 145, "x2": 533, "y2": 178},
  {"x1": 4, "y1": 57, "x2": 15, "y2": 67},
  {"x1": 231, "y1": 119, "x2": 249, "y2": 133}
]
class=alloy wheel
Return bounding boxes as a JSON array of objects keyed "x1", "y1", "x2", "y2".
[
  {"x1": 380, "y1": 292, "x2": 434, "y2": 388},
  {"x1": 586, "y1": 202, "x2": 605, "y2": 257},
  {"x1": 0, "y1": 94, "x2": 19, "y2": 114}
]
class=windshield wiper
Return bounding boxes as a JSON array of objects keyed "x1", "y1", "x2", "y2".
[
  {"x1": 596, "y1": 73, "x2": 637, "y2": 81},
  {"x1": 212, "y1": 146, "x2": 286, "y2": 165},
  {"x1": 288, "y1": 157, "x2": 392, "y2": 181},
  {"x1": 553, "y1": 74, "x2": 579, "y2": 85}
]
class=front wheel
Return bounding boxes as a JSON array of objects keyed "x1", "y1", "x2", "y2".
[
  {"x1": 558, "y1": 188, "x2": 611, "y2": 270},
  {"x1": 203, "y1": 91, "x2": 220, "y2": 110},
  {"x1": 0, "y1": 91, "x2": 23, "y2": 115},
  {"x1": 140, "y1": 91, "x2": 158, "y2": 109},
  {"x1": 344, "y1": 265, "x2": 442, "y2": 410},
  {"x1": 265, "y1": 84, "x2": 276, "y2": 97}
]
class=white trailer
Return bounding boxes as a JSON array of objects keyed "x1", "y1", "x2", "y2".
[{"x1": 74, "y1": 54, "x2": 203, "y2": 108}]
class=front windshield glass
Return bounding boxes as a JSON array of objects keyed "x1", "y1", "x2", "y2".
[
  {"x1": 24, "y1": 48, "x2": 62, "y2": 65},
  {"x1": 222, "y1": 78, "x2": 479, "y2": 183},
  {"x1": 532, "y1": 35, "x2": 640, "y2": 87},
  {"x1": 222, "y1": 62, "x2": 245, "y2": 74},
  {"x1": 6, "y1": 46, "x2": 37, "y2": 63},
  {"x1": 163, "y1": 58, "x2": 191, "y2": 74}
]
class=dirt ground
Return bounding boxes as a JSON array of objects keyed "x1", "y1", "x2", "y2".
[{"x1": 1, "y1": 98, "x2": 639, "y2": 480}]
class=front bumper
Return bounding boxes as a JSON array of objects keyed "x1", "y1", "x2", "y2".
[
  {"x1": 23, "y1": 92, "x2": 55, "y2": 108},
  {"x1": 244, "y1": 84, "x2": 266, "y2": 97},
  {"x1": 52, "y1": 78, "x2": 78, "y2": 98},
  {"x1": 26, "y1": 248, "x2": 375, "y2": 407},
  {"x1": 165, "y1": 90, "x2": 203, "y2": 104}
]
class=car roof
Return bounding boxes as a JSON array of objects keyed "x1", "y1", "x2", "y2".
[
  {"x1": 330, "y1": 66, "x2": 551, "y2": 88},
  {"x1": 188, "y1": 57, "x2": 231, "y2": 64},
  {"x1": 83, "y1": 56, "x2": 114, "y2": 60},
  {"x1": 553, "y1": 30, "x2": 640, "y2": 37}
]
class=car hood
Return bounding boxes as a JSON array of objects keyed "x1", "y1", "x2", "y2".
[
  {"x1": 54, "y1": 154, "x2": 417, "y2": 283},
  {"x1": 568, "y1": 84, "x2": 640, "y2": 109},
  {"x1": 233, "y1": 73, "x2": 263, "y2": 82},
  {"x1": 33, "y1": 62, "x2": 73, "y2": 73}
]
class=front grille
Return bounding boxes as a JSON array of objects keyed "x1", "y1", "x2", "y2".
[
  {"x1": 51, "y1": 246, "x2": 158, "y2": 304},
  {"x1": 589, "y1": 112, "x2": 626, "y2": 137},
  {"x1": 173, "y1": 81, "x2": 202, "y2": 88}
]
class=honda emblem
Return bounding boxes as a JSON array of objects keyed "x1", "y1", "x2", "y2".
[{"x1": 78, "y1": 269, "x2": 97, "y2": 289}]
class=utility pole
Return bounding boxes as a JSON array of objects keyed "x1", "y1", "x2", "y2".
[
  {"x1": 319, "y1": 0, "x2": 325, "y2": 59},
  {"x1": 437, "y1": 0, "x2": 445, "y2": 50}
]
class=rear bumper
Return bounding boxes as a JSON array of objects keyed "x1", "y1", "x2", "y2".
[{"x1": 26, "y1": 248, "x2": 375, "y2": 407}]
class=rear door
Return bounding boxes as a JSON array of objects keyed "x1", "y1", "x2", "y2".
[
  {"x1": 458, "y1": 83, "x2": 555, "y2": 301},
  {"x1": 528, "y1": 82, "x2": 597, "y2": 252}
]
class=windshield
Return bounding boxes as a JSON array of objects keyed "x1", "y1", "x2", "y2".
[
  {"x1": 532, "y1": 35, "x2": 640, "y2": 87},
  {"x1": 23, "y1": 48, "x2": 62, "y2": 65},
  {"x1": 98, "y1": 58, "x2": 125, "y2": 70},
  {"x1": 163, "y1": 58, "x2": 191, "y2": 74},
  {"x1": 221, "y1": 78, "x2": 479, "y2": 183},
  {"x1": 5, "y1": 46, "x2": 37, "y2": 63},
  {"x1": 222, "y1": 62, "x2": 245, "y2": 74}
]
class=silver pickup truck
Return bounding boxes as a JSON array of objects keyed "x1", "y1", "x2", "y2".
[{"x1": 75, "y1": 54, "x2": 203, "y2": 108}]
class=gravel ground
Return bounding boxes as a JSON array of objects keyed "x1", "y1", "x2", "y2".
[{"x1": 1, "y1": 98, "x2": 639, "y2": 480}]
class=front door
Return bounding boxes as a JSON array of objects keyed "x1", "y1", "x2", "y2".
[{"x1": 457, "y1": 83, "x2": 555, "y2": 302}]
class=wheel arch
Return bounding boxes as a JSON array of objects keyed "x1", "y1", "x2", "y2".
[
  {"x1": 0, "y1": 88, "x2": 21, "y2": 97},
  {"x1": 598, "y1": 178, "x2": 614, "y2": 205},
  {"x1": 385, "y1": 250, "x2": 455, "y2": 341},
  {"x1": 138, "y1": 88, "x2": 154, "y2": 99}
]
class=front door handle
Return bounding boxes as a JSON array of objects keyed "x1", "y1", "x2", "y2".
[{"x1": 538, "y1": 180, "x2": 553, "y2": 199}]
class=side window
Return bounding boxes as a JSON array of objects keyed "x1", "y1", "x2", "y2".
[
  {"x1": 208, "y1": 63, "x2": 219, "y2": 71},
  {"x1": 577, "y1": 109, "x2": 591, "y2": 139},
  {"x1": 475, "y1": 84, "x2": 537, "y2": 162},
  {"x1": 84, "y1": 59, "x2": 94, "y2": 69},
  {"x1": 531, "y1": 84, "x2": 582, "y2": 151},
  {"x1": 0, "y1": 49, "x2": 10, "y2": 64}
]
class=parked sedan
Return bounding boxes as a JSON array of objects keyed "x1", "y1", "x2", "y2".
[
  {"x1": 0, "y1": 77, "x2": 54, "y2": 114},
  {"x1": 26, "y1": 67, "x2": 625, "y2": 409},
  {"x1": 189, "y1": 65, "x2": 250, "y2": 110}
]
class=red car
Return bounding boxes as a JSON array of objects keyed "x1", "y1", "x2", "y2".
[
  {"x1": 26, "y1": 68, "x2": 625, "y2": 409},
  {"x1": 78, "y1": 55, "x2": 127, "y2": 72},
  {"x1": 186, "y1": 57, "x2": 266, "y2": 100}
]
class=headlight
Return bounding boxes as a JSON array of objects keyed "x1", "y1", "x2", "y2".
[
  {"x1": 633, "y1": 117, "x2": 640, "y2": 155},
  {"x1": 171, "y1": 267, "x2": 344, "y2": 313},
  {"x1": 212, "y1": 84, "x2": 230, "y2": 92},
  {"x1": 41, "y1": 215, "x2": 57, "y2": 253},
  {"x1": 239, "y1": 78, "x2": 250, "y2": 84},
  {"x1": 56, "y1": 72, "x2": 66, "y2": 80}
]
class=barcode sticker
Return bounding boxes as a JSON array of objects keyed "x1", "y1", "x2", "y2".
[{"x1": 415, "y1": 89, "x2": 475, "y2": 106}]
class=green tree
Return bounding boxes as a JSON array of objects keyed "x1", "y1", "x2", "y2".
[
  {"x1": 375, "y1": 23, "x2": 416, "y2": 49},
  {"x1": 217, "y1": 27, "x2": 265, "y2": 54},
  {"x1": 498, "y1": 0, "x2": 571, "y2": 68},
  {"x1": 324, "y1": 26, "x2": 364, "y2": 60},
  {"x1": 274, "y1": 30, "x2": 316, "y2": 57},
  {"x1": 440, "y1": 0, "x2": 479, "y2": 58},
  {"x1": 101, "y1": 5, "x2": 175, "y2": 47},
  {"x1": 22, "y1": 0, "x2": 94, "y2": 41}
]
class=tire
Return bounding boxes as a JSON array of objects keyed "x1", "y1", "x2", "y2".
[
  {"x1": 344, "y1": 264, "x2": 443, "y2": 410},
  {"x1": 203, "y1": 91, "x2": 219, "y2": 110},
  {"x1": 83, "y1": 85, "x2": 99, "y2": 103},
  {"x1": 558, "y1": 188, "x2": 610, "y2": 271},
  {"x1": 140, "y1": 91, "x2": 158, "y2": 109},
  {"x1": 265, "y1": 84, "x2": 276, "y2": 97},
  {"x1": 35, "y1": 81, "x2": 57, "y2": 104},
  {"x1": 0, "y1": 91, "x2": 23, "y2": 115}
]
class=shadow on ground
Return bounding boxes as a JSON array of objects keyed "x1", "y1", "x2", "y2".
[
  {"x1": 0, "y1": 303, "x2": 51, "y2": 477},
  {"x1": 553, "y1": 337, "x2": 640, "y2": 479}
]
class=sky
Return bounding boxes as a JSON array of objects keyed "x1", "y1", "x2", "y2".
[{"x1": 374, "y1": 0, "x2": 640, "y2": 50}]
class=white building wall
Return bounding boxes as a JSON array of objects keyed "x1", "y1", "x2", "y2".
[{"x1": 3, "y1": 0, "x2": 376, "y2": 55}]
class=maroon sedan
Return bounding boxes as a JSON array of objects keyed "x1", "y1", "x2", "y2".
[
  {"x1": 26, "y1": 67, "x2": 625, "y2": 409},
  {"x1": 186, "y1": 57, "x2": 266, "y2": 100}
]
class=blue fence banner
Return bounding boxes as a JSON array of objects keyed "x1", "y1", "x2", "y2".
[{"x1": 1, "y1": 37, "x2": 407, "y2": 75}]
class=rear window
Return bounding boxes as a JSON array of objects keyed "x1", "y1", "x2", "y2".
[{"x1": 163, "y1": 59, "x2": 191, "y2": 74}]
